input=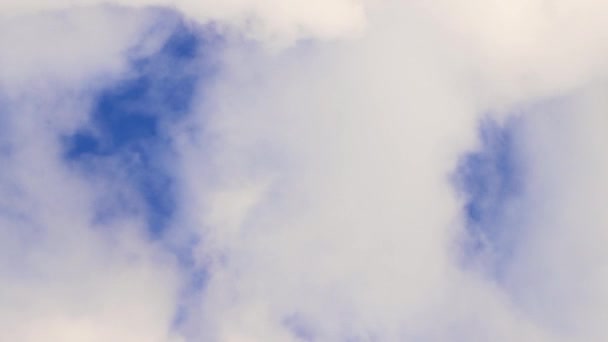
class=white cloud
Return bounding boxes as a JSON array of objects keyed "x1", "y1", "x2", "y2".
[
  {"x1": 501, "y1": 88, "x2": 608, "y2": 340},
  {"x1": 2, "y1": 0, "x2": 608, "y2": 341},
  {"x1": 175, "y1": 1, "x2": 608, "y2": 340},
  {"x1": 0, "y1": 0, "x2": 366, "y2": 46}
]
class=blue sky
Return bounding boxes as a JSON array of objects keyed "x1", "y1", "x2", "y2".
[
  {"x1": 63, "y1": 18, "x2": 203, "y2": 236},
  {"x1": 454, "y1": 117, "x2": 526, "y2": 277},
  {"x1": 1, "y1": 2, "x2": 608, "y2": 342}
]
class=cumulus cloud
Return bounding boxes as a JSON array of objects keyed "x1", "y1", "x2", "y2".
[{"x1": 1, "y1": 1, "x2": 608, "y2": 342}]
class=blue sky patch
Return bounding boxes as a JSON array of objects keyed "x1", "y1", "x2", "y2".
[
  {"x1": 453, "y1": 117, "x2": 526, "y2": 275},
  {"x1": 62, "y1": 17, "x2": 216, "y2": 237}
]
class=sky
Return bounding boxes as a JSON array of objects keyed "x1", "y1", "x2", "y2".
[{"x1": 0, "y1": 1, "x2": 608, "y2": 341}]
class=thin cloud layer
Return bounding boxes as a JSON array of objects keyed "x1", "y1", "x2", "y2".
[
  {"x1": 0, "y1": 0, "x2": 366, "y2": 46},
  {"x1": 0, "y1": 1, "x2": 608, "y2": 342}
]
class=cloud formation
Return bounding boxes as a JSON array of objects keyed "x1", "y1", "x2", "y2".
[
  {"x1": 0, "y1": 0, "x2": 366, "y2": 46},
  {"x1": 1, "y1": 1, "x2": 608, "y2": 341}
]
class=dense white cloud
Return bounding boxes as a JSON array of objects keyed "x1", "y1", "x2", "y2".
[
  {"x1": 1, "y1": 1, "x2": 608, "y2": 341},
  {"x1": 175, "y1": 1, "x2": 608, "y2": 340},
  {"x1": 420, "y1": 0, "x2": 608, "y2": 104}
]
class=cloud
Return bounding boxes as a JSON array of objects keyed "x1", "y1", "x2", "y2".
[
  {"x1": 173, "y1": 1, "x2": 608, "y2": 340},
  {"x1": 500, "y1": 89, "x2": 608, "y2": 340},
  {"x1": 1, "y1": 1, "x2": 608, "y2": 342},
  {"x1": 0, "y1": 0, "x2": 366, "y2": 46},
  {"x1": 173, "y1": 3, "x2": 517, "y2": 339},
  {"x1": 0, "y1": 7, "x2": 187, "y2": 342}
]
